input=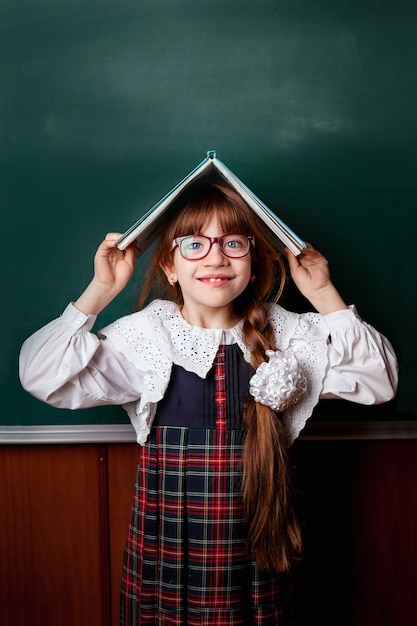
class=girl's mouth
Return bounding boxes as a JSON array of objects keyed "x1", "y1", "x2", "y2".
[{"x1": 198, "y1": 275, "x2": 232, "y2": 285}]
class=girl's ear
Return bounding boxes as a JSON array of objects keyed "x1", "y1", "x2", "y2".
[{"x1": 159, "y1": 259, "x2": 177, "y2": 285}]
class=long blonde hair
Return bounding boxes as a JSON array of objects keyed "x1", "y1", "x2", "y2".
[{"x1": 138, "y1": 180, "x2": 302, "y2": 572}]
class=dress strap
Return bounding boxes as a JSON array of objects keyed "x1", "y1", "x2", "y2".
[{"x1": 214, "y1": 344, "x2": 226, "y2": 430}]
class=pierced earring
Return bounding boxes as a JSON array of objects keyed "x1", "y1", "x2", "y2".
[
  {"x1": 168, "y1": 277, "x2": 176, "y2": 286},
  {"x1": 250, "y1": 275, "x2": 256, "y2": 283}
]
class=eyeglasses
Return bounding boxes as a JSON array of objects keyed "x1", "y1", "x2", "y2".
[{"x1": 172, "y1": 234, "x2": 255, "y2": 260}]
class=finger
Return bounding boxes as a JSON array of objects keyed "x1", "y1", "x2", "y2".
[
  {"x1": 285, "y1": 248, "x2": 303, "y2": 274},
  {"x1": 283, "y1": 246, "x2": 300, "y2": 263},
  {"x1": 123, "y1": 242, "x2": 136, "y2": 267},
  {"x1": 104, "y1": 232, "x2": 122, "y2": 243}
]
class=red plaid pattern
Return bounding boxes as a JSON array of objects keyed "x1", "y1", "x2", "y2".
[{"x1": 120, "y1": 348, "x2": 295, "y2": 625}]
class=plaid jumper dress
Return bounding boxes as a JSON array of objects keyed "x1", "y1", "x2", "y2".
[{"x1": 120, "y1": 344, "x2": 295, "y2": 625}]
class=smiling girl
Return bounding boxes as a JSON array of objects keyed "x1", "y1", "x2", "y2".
[{"x1": 20, "y1": 181, "x2": 398, "y2": 625}]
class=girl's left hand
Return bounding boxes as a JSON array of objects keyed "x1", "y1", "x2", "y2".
[{"x1": 285, "y1": 244, "x2": 348, "y2": 315}]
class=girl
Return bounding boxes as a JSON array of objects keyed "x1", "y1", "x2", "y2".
[{"x1": 20, "y1": 181, "x2": 398, "y2": 625}]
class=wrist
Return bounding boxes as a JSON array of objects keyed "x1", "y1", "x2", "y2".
[
  {"x1": 306, "y1": 284, "x2": 348, "y2": 315},
  {"x1": 74, "y1": 280, "x2": 118, "y2": 316}
]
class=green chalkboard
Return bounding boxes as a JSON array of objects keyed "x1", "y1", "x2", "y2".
[{"x1": 2, "y1": 0, "x2": 416, "y2": 427}]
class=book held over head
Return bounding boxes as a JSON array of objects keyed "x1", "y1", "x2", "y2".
[{"x1": 115, "y1": 150, "x2": 306, "y2": 258}]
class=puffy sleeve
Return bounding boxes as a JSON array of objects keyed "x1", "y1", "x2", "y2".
[
  {"x1": 268, "y1": 304, "x2": 399, "y2": 444},
  {"x1": 320, "y1": 306, "x2": 398, "y2": 403},
  {"x1": 19, "y1": 303, "x2": 147, "y2": 409}
]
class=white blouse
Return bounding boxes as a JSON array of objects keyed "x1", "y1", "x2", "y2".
[{"x1": 19, "y1": 299, "x2": 398, "y2": 445}]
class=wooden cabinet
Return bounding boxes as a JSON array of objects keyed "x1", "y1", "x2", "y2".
[
  {"x1": 1, "y1": 439, "x2": 416, "y2": 625},
  {"x1": 0, "y1": 443, "x2": 139, "y2": 626}
]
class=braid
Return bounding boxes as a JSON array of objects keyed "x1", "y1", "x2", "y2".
[{"x1": 241, "y1": 302, "x2": 302, "y2": 573}]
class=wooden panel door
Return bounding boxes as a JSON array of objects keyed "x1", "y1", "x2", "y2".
[
  {"x1": 348, "y1": 440, "x2": 417, "y2": 626},
  {"x1": 0, "y1": 444, "x2": 109, "y2": 626},
  {"x1": 106, "y1": 443, "x2": 141, "y2": 626}
]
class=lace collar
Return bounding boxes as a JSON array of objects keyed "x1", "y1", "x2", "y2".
[
  {"x1": 150, "y1": 300, "x2": 249, "y2": 378},
  {"x1": 100, "y1": 298, "x2": 330, "y2": 445}
]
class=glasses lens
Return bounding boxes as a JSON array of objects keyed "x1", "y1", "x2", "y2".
[
  {"x1": 179, "y1": 235, "x2": 209, "y2": 259},
  {"x1": 219, "y1": 235, "x2": 250, "y2": 257}
]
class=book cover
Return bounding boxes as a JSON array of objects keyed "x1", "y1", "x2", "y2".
[{"x1": 115, "y1": 151, "x2": 306, "y2": 257}]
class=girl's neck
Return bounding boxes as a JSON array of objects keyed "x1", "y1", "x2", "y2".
[{"x1": 180, "y1": 304, "x2": 241, "y2": 329}]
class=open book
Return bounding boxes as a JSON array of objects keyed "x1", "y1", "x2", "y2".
[{"x1": 115, "y1": 150, "x2": 306, "y2": 257}]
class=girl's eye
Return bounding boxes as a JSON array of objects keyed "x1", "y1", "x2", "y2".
[
  {"x1": 224, "y1": 237, "x2": 244, "y2": 248},
  {"x1": 180, "y1": 237, "x2": 207, "y2": 256}
]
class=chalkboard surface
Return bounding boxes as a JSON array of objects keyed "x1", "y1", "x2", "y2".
[{"x1": 2, "y1": 0, "x2": 416, "y2": 427}]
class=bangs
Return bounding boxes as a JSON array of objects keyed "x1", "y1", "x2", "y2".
[{"x1": 170, "y1": 182, "x2": 256, "y2": 238}]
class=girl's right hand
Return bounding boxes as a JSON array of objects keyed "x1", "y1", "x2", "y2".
[
  {"x1": 93, "y1": 233, "x2": 136, "y2": 293},
  {"x1": 74, "y1": 234, "x2": 136, "y2": 316}
]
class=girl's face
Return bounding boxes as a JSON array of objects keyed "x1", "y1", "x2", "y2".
[{"x1": 160, "y1": 213, "x2": 252, "y2": 328}]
